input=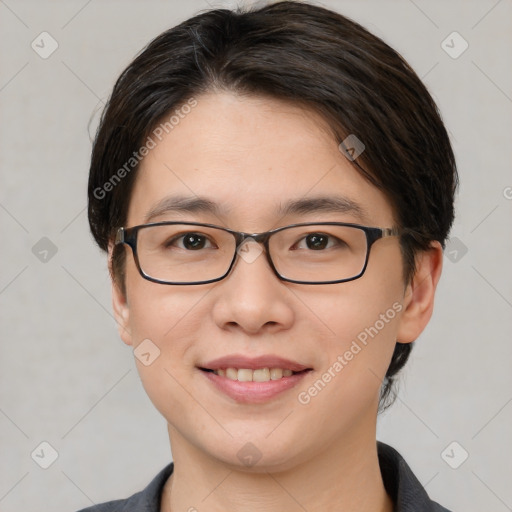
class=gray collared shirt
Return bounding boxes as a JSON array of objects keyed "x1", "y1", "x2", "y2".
[{"x1": 76, "y1": 442, "x2": 452, "y2": 511}]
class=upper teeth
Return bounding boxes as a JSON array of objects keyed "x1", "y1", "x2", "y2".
[{"x1": 214, "y1": 368, "x2": 294, "y2": 381}]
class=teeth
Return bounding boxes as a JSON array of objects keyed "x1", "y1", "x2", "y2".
[
  {"x1": 225, "y1": 368, "x2": 238, "y2": 380},
  {"x1": 214, "y1": 367, "x2": 295, "y2": 381},
  {"x1": 237, "y1": 369, "x2": 253, "y2": 382},
  {"x1": 253, "y1": 368, "x2": 270, "y2": 382},
  {"x1": 270, "y1": 368, "x2": 283, "y2": 380}
]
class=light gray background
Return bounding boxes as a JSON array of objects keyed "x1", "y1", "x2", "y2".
[{"x1": 1, "y1": 1, "x2": 511, "y2": 511}]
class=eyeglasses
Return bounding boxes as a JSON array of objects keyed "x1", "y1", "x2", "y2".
[{"x1": 115, "y1": 221, "x2": 401, "y2": 285}]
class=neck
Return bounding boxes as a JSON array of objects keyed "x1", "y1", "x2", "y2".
[{"x1": 160, "y1": 425, "x2": 393, "y2": 512}]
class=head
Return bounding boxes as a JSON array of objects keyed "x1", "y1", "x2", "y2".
[{"x1": 88, "y1": 1, "x2": 456, "y2": 469}]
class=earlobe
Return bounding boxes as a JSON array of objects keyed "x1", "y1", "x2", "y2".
[
  {"x1": 112, "y1": 279, "x2": 133, "y2": 346},
  {"x1": 396, "y1": 241, "x2": 443, "y2": 344}
]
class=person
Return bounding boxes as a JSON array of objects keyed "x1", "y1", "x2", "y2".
[{"x1": 81, "y1": 1, "x2": 457, "y2": 510}]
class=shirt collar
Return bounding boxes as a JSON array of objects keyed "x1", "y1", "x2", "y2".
[{"x1": 377, "y1": 441, "x2": 450, "y2": 511}]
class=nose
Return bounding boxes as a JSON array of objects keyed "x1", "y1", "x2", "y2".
[{"x1": 211, "y1": 239, "x2": 295, "y2": 334}]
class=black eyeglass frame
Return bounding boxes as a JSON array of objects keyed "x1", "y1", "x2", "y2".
[{"x1": 115, "y1": 221, "x2": 402, "y2": 286}]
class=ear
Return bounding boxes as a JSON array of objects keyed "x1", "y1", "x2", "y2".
[
  {"x1": 108, "y1": 241, "x2": 133, "y2": 346},
  {"x1": 396, "y1": 241, "x2": 443, "y2": 344}
]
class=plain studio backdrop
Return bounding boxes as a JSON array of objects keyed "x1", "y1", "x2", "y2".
[{"x1": 0, "y1": 1, "x2": 511, "y2": 511}]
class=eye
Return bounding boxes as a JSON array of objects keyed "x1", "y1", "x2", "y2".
[
  {"x1": 167, "y1": 232, "x2": 216, "y2": 250},
  {"x1": 294, "y1": 233, "x2": 346, "y2": 250}
]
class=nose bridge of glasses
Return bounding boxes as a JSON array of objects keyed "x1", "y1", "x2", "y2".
[
  {"x1": 229, "y1": 230, "x2": 276, "y2": 272},
  {"x1": 234, "y1": 230, "x2": 271, "y2": 247}
]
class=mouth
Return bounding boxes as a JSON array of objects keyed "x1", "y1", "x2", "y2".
[
  {"x1": 199, "y1": 367, "x2": 311, "y2": 382},
  {"x1": 197, "y1": 355, "x2": 313, "y2": 403}
]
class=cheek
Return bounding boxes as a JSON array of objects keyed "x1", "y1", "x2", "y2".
[
  {"x1": 123, "y1": 254, "x2": 199, "y2": 339},
  {"x1": 297, "y1": 250, "x2": 404, "y2": 407},
  {"x1": 126, "y1": 281, "x2": 204, "y2": 363},
  {"x1": 123, "y1": 262, "x2": 206, "y2": 411},
  {"x1": 303, "y1": 248, "x2": 404, "y2": 355},
  {"x1": 294, "y1": 300, "x2": 401, "y2": 431}
]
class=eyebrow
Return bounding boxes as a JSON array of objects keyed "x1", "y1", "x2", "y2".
[{"x1": 144, "y1": 194, "x2": 371, "y2": 224}]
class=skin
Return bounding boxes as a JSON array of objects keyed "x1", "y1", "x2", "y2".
[{"x1": 110, "y1": 91, "x2": 443, "y2": 512}]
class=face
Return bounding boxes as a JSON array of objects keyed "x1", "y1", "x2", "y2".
[{"x1": 111, "y1": 91, "x2": 441, "y2": 472}]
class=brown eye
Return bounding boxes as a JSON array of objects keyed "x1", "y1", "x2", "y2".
[
  {"x1": 166, "y1": 233, "x2": 214, "y2": 250},
  {"x1": 181, "y1": 233, "x2": 207, "y2": 250},
  {"x1": 293, "y1": 233, "x2": 346, "y2": 251},
  {"x1": 305, "y1": 233, "x2": 329, "y2": 250}
]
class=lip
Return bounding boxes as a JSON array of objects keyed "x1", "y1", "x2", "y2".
[
  {"x1": 199, "y1": 368, "x2": 312, "y2": 404},
  {"x1": 200, "y1": 354, "x2": 311, "y2": 372}
]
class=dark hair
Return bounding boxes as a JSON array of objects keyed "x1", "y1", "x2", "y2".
[{"x1": 87, "y1": 0, "x2": 458, "y2": 412}]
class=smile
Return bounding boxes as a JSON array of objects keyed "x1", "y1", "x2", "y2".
[
  {"x1": 202, "y1": 367, "x2": 306, "y2": 381},
  {"x1": 199, "y1": 367, "x2": 312, "y2": 404}
]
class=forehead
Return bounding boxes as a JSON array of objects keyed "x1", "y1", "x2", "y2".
[{"x1": 127, "y1": 92, "x2": 394, "y2": 229}]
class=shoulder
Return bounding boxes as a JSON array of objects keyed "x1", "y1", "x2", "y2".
[
  {"x1": 377, "y1": 442, "x2": 452, "y2": 512},
  {"x1": 75, "y1": 497, "x2": 129, "y2": 512},
  {"x1": 74, "y1": 462, "x2": 174, "y2": 512}
]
